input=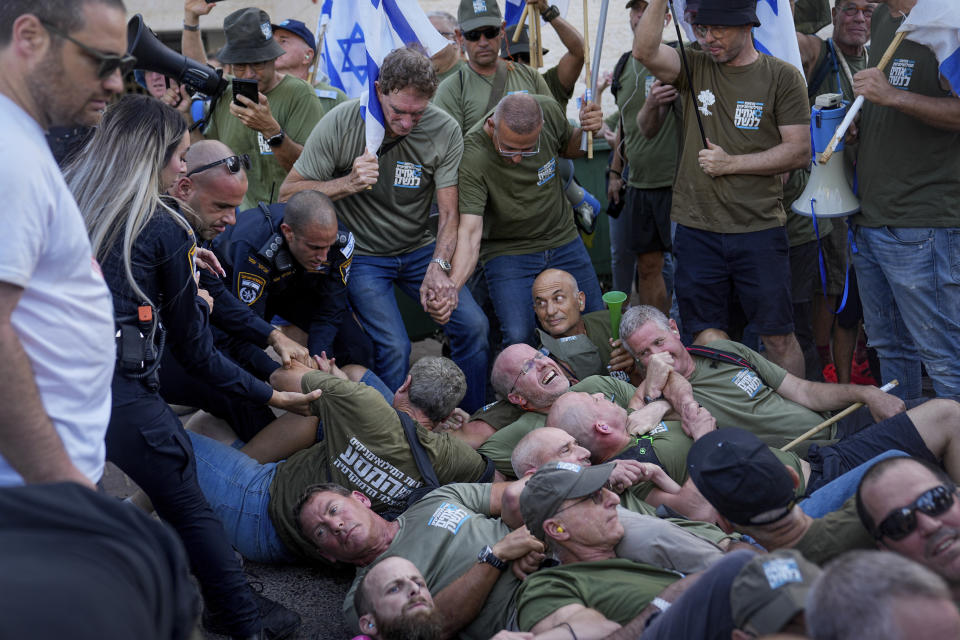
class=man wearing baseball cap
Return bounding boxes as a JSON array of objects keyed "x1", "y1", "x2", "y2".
[
  {"x1": 182, "y1": 2, "x2": 324, "y2": 210},
  {"x1": 633, "y1": 0, "x2": 811, "y2": 378},
  {"x1": 271, "y1": 18, "x2": 347, "y2": 116}
]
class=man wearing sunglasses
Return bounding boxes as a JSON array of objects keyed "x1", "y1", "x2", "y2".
[
  {"x1": 858, "y1": 456, "x2": 960, "y2": 598},
  {"x1": 434, "y1": 0, "x2": 552, "y2": 135},
  {"x1": 0, "y1": 0, "x2": 125, "y2": 490},
  {"x1": 182, "y1": 2, "x2": 324, "y2": 211}
]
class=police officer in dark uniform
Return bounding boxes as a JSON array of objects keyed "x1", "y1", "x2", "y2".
[
  {"x1": 66, "y1": 96, "x2": 314, "y2": 639},
  {"x1": 214, "y1": 189, "x2": 374, "y2": 369}
]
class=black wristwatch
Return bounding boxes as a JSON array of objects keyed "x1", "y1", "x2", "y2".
[
  {"x1": 542, "y1": 4, "x2": 561, "y2": 22},
  {"x1": 478, "y1": 545, "x2": 507, "y2": 571},
  {"x1": 266, "y1": 130, "x2": 285, "y2": 147}
]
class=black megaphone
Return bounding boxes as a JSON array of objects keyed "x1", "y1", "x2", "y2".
[{"x1": 127, "y1": 14, "x2": 227, "y2": 97}]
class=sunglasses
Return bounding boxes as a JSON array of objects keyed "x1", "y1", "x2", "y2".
[
  {"x1": 186, "y1": 154, "x2": 251, "y2": 178},
  {"x1": 839, "y1": 5, "x2": 875, "y2": 17},
  {"x1": 509, "y1": 350, "x2": 547, "y2": 396},
  {"x1": 875, "y1": 484, "x2": 957, "y2": 541},
  {"x1": 39, "y1": 20, "x2": 136, "y2": 79},
  {"x1": 463, "y1": 26, "x2": 501, "y2": 41}
]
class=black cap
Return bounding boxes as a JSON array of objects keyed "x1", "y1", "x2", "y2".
[
  {"x1": 217, "y1": 8, "x2": 286, "y2": 64},
  {"x1": 502, "y1": 24, "x2": 549, "y2": 57},
  {"x1": 687, "y1": 428, "x2": 795, "y2": 525},
  {"x1": 691, "y1": 0, "x2": 760, "y2": 27}
]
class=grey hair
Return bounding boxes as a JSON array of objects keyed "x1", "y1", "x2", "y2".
[
  {"x1": 65, "y1": 95, "x2": 189, "y2": 322},
  {"x1": 806, "y1": 551, "x2": 952, "y2": 640},
  {"x1": 511, "y1": 428, "x2": 554, "y2": 477},
  {"x1": 492, "y1": 93, "x2": 543, "y2": 135},
  {"x1": 619, "y1": 305, "x2": 671, "y2": 357},
  {"x1": 427, "y1": 10, "x2": 457, "y2": 30},
  {"x1": 408, "y1": 356, "x2": 467, "y2": 423},
  {"x1": 0, "y1": 0, "x2": 125, "y2": 47}
]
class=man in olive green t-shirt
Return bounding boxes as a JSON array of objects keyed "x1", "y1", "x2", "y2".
[
  {"x1": 181, "y1": 4, "x2": 325, "y2": 211},
  {"x1": 849, "y1": 0, "x2": 960, "y2": 400},
  {"x1": 278, "y1": 47, "x2": 490, "y2": 413},
  {"x1": 633, "y1": 0, "x2": 811, "y2": 378},
  {"x1": 458, "y1": 92, "x2": 604, "y2": 348}
]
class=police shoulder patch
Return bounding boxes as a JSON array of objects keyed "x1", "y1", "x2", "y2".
[{"x1": 237, "y1": 272, "x2": 267, "y2": 305}]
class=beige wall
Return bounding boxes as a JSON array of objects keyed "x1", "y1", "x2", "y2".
[{"x1": 127, "y1": 1, "x2": 648, "y2": 117}]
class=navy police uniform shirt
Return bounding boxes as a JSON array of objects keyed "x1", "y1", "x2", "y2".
[{"x1": 212, "y1": 202, "x2": 355, "y2": 358}]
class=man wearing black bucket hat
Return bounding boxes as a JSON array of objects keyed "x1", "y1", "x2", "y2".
[
  {"x1": 634, "y1": 0, "x2": 811, "y2": 378},
  {"x1": 182, "y1": 1, "x2": 323, "y2": 210}
]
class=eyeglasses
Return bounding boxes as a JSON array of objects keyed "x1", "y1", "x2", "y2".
[
  {"x1": 875, "y1": 484, "x2": 957, "y2": 541},
  {"x1": 693, "y1": 24, "x2": 734, "y2": 39},
  {"x1": 554, "y1": 489, "x2": 605, "y2": 516},
  {"x1": 438, "y1": 30, "x2": 456, "y2": 41},
  {"x1": 839, "y1": 5, "x2": 875, "y2": 17},
  {"x1": 39, "y1": 19, "x2": 136, "y2": 79},
  {"x1": 186, "y1": 154, "x2": 251, "y2": 177},
  {"x1": 231, "y1": 61, "x2": 269, "y2": 74},
  {"x1": 463, "y1": 26, "x2": 501, "y2": 41},
  {"x1": 508, "y1": 350, "x2": 547, "y2": 396},
  {"x1": 493, "y1": 128, "x2": 541, "y2": 158}
]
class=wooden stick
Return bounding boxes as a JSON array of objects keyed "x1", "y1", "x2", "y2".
[
  {"x1": 513, "y1": 4, "x2": 530, "y2": 43},
  {"x1": 781, "y1": 380, "x2": 899, "y2": 452},
  {"x1": 531, "y1": 5, "x2": 543, "y2": 67},
  {"x1": 307, "y1": 23, "x2": 327, "y2": 86},
  {"x1": 820, "y1": 30, "x2": 906, "y2": 163},
  {"x1": 582, "y1": 0, "x2": 593, "y2": 158}
]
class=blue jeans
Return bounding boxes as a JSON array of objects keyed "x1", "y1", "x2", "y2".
[
  {"x1": 799, "y1": 449, "x2": 908, "y2": 518},
  {"x1": 853, "y1": 226, "x2": 960, "y2": 399},
  {"x1": 484, "y1": 237, "x2": 604, "y2": 348},
  {"x1": 188, "y1": 431, "x2": 294, "y2": 565},
  {"x1": 347, "y1": 243, "x2": 490, "y2": 412}
]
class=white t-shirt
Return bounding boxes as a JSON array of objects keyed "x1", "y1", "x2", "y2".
[{"x1": 0, "y1": 93, "x2": 115, "y2": 485}]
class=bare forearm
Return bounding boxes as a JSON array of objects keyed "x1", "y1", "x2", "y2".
[
  {"x1": 724, "y1": 140, "x2": 809, "y2": 176},
  {"x1": 886, "y1": 91, "x2": 960, "y2": 131},
  {"x1": 638, "y1": 101, "x2": 668, "y2": 139},
  {"x1": 433, "y1": 563, "x2": 503, "y2": 638},
  {"x1": 449, "y1": 217, "x2": 481, "y2": 288},
  {"x1": 279, "y1": 173, "x2": 358, "y2": 202},
  {"x1": 181, "y1": 12, "x2": 207, "y2": 64},
  {"x1": 270, "y1": 138, "x2": 304, "y2": 173}
]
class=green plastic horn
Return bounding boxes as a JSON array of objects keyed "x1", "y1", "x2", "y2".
[{"x1": 602, "y1": 290, "x2": 628, "y2": 340}]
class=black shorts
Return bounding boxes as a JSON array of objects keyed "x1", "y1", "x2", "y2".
[
  {"x1": 623, "y1": 186, "x2": 672, "y2": 254},
  {"x1": 790, "y1": 239, "x2": 817, "y2": 305},
  {"x1": 674, "y1": 224, "x2": 794, "y2": 336}
]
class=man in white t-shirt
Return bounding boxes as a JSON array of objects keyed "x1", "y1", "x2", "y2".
[{"x1": 0, "y1": 0, "x2": 126, "y2": 487}]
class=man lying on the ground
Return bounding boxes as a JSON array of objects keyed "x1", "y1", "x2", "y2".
[
  {"x1": 532, "y1": 268, "x2": 636, "y2": 383},
  {"x1": 857, "y1": 455, "x2": 960, "y2": 601},
  {"x1": 188, "y1": 356, "x2": 496, "y2": 564},
  {"x1": 620, "y1": 305, "x2": 907, "y2": 443},
  {"x1": 353, "y1": 556, "x2": 444, "y2": 640}
]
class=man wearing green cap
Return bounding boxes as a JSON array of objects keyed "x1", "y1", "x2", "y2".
[
  {"x1": 434, "y1": 0, "x2": 553, "y2": 135},
  {"x1": 182, "y1": 1, "x2": 324, "y2": 210}
]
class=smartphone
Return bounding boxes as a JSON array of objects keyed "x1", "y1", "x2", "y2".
[{"x1": 232, "y1": 78, "x2": 258, "y2": 106}]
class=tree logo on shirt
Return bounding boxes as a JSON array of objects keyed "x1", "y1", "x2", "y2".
[
  {"x1": 888, "y1": 58, "x2": 914, "y2": 89},
  {"x1": 394, "y1": 161, "x2": 423, "y2": 188},
  {"x1": 734, "y1": 100, "x2": 764, "y2": 130},
  {"x1": 238, "y1": 272, "x2": 266, "y2": 305},
  {"x1": 697, "y1": 89, "x2": 716, "y2": 116}
]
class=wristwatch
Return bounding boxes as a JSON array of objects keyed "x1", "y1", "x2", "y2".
[
  {"x1": 477, "y1": 545, "x2": 507, "y2": 571},
  {"x1": 266, "y1": 130, "x2": 285, "y2": 147},
  {"x1": 430, "y1": 257, "x2": 452, "y2": 272},
  {"x1": 542, "y1": 4, "x2": 561, "y2": 22}
]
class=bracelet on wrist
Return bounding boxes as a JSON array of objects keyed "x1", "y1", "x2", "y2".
[
  {"x1": 183, "y1": 22, "x2": 200, "y2": 31},
  {"x1": 605, "y1": 169, "x2": 623, "y2": 180}
]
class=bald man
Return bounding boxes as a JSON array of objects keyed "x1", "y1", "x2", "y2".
[{"x1": 533, "y1": 268, "x2": 636, "y2": 382}]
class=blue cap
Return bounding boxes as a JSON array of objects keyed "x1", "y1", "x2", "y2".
[{"x1": 272, "y1": 19, "x2": 316, "y2": 52}]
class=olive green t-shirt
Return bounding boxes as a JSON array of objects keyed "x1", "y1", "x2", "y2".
[
  {"x1": 854, "y1": 10, "x2": 960, "y2": 228},
  {"x1": 459, "y1": 94, "x2": 579, "y2": 262},
  {"x1": 536, "y1": 310, "x2": 615, "y2": 380},
  {"x1": 267, "y1": 372, "x2": 487, "y2": 561},
  {"x1": 293, "y1": 99, "x2": 463, "y2": 256},
  {"x1": 434, "y1": 60, "x2": 553, "y2": 134},
  {"x1": 312, "y1": 80, "x2": 348, "y2": 117},
  {"x1": 435, "y1": 58, "x2": 468, "y2": 87},
  {"x1": 542, "y1": 65, "x2": 573, "y2": 112},
  {"x1": 793, "y1": 496, "x2": 875, "y2": 564},
  {"x1": 343, "y1": 483, "x2": 518, "y2": 640},
  {"x1": 672, "y1": 51, "x2": 810, "y2": 231},
  {"x1": 615, "y1": 55, "x2": 680, "y2": 189},
  {"x1": 690, "y1": 340, "x2": 831, "y2": 440},
  {"x1": 468, "y1": 399, "x2": 525, "y2": 431},
  {"x1": 205, "y1": 74, "x2": 324, "y2": 211},
  {"x1": 516, "y1": 558, "x2": 680, "y2": 631},
  {"x1": 478, "y1": 375, "x2": 636, "y2": 478}
]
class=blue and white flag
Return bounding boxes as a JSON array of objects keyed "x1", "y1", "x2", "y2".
[
  {"x1": 319, "y1": 0, "x2": 450, "y2": 153},
  {"x1": 898, "y1": 0, "x2": 960, "y2": 97},
  {"x1": 504, "y1": 0, "x2": 570, "y2": 28},
  {"x1": 669, "y1": 0, "x2": 804, "y2": 78}
]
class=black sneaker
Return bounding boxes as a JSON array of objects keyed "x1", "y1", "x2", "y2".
[{"x1": 202, "y1": 592, "x2": 301, "y2": 640}]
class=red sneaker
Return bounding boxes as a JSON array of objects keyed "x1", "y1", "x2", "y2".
[
  {"x1": 850, "y1": 358, "x2": 877, "y2": 386},
  {"x1": 822, "y1": 363, "x2": 838, "y2": 383}
]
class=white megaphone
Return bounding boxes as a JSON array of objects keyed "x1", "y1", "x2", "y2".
[{"x1": 791, "y1": 93, "x2": 860, "y2": 218}]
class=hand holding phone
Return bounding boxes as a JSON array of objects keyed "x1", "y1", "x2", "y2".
[{"x1": 232, "y1": 78, "x2": 258, "y2": 106}]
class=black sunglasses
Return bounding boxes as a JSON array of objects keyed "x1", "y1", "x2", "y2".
[
  {"x1": 875, "y1": 484, "x2": 957, "y2": 541},
  {"x1": 463, "y1": 26, "x2": 501, "y2": 41},
  {"x1": 39, "y1": 19, "x2": 137, "y2": 79},
  {"x1": 187, "y1": 154, "x2": 251, "y2": 178}
]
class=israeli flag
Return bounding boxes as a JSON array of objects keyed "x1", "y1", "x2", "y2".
[
  {"x1": 670, "y1": 0, "x2": 805, "y2": 78},
  {"x1": 504, "y1": 0, "x2": 570, "y2": 28},
  {"x1": 319, "y1": 0, "x2": 450, "y2": 152},
  {"x1": 898, "y1": 0, "x2": 960, "y2": 97}
]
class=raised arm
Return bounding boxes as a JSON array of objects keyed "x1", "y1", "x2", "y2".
[
  {"x1": 182, "y1": 0, "x2": 214, "y2": 66},
  {"x1": 632, "y1": 0, "x2": 682, "y2": 84},
  {"x1": 533, "y1": 0, "x2": 584, "y2": 92}
]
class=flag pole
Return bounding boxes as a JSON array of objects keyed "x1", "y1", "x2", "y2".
[
  {"x1": 308, "y1": 22, "x2": 328, "y2": 86},
  {"x1": 513, "y1": 4, "x2": 530, "y2": 42},
  {"x1": 582, "y1": 0, "x2": 593, "y2": 158},
  {"x1": 667, "y1": 0, "x2": 707, "y2": 148}
]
